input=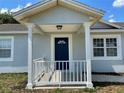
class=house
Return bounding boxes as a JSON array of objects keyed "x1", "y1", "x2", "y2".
[{"x1": 0, "y1": 0, "x2": 124, "y2": 89}]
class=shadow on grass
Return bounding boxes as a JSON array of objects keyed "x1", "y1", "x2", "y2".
[{"x1": 93, "y1": 82, "x2": 124, "y2": 87}]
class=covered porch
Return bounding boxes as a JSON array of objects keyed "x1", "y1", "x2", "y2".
[
  {"x1": 13, "y1": 0, "x2": 104, "y2": 89},
  {"x1": 26, "y1": 23, "x2": 93, "y2": 89}
]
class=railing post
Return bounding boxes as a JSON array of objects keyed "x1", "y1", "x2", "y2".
[{"x1": 83, "y1": 22, "x2": 93, "y2": 88}]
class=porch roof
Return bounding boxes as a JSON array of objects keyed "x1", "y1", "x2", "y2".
[{"x1": 0, "y1": 23, "x2": 123, "y2": 32}]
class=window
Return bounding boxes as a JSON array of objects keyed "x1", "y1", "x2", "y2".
[
  {"x1": 0, "y1": 37, "x2": 14, "y2": 61},
  {"x1": 106, "y1": 38, "x2": 117, "y2": 56},
  {"x1": 93, "y1": 38, "x2": 104, "y2": 57},
  {"x1": 92, "y1": 35, "x2": 122, "y2": 60}
]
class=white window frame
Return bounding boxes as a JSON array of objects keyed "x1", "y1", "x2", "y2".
[
  {"x1": 0, "y1": 36, "x2": 14, "y2": 61},
  {"x1": 91, "y1": 34, "x2": 122, "y2": 60}
]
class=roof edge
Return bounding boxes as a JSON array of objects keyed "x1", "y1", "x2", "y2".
[
  {"x1": 100, "y1": 20, "x2": 122, "y2": 29},
  {"x1": 13, "y1": 0, "x2": 104, "y2": 21},
  {"x1": 13, "y1": 0, "x2": 53, "y2": 17},
  {"x1": 68, "y1": 0, "x2": 104, "y2": 15}
]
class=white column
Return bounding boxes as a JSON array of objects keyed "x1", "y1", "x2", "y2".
[
  {"x1": 26, "y1": 23, "x2": 33, "y2": 89},
  {"x1": 83, "y1": 22, "x2": 93, "y2": 88}
]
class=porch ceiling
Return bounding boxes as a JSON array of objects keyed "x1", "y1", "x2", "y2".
[{"x1": 38, "y1": 24, "x2": 82, "y2": 32}]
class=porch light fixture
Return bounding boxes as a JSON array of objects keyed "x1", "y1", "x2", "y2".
[{"x1": 56, "y1": 25, "x2": 63, "y2": 30}]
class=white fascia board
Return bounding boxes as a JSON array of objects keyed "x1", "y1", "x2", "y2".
[
  {"x1": 91, "y1": 29, "x2": 124, "y2": 33},
  {"x1": 63, "y1": 0, "x2": 104, "y2": 16},
  {"x1": 0, "y1": 31, "x2": 28, "y2": 34},
  {"x1": 13, "y1": 0, "x2": 56, "y2": 20}
]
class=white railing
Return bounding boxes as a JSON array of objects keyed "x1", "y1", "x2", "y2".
[
  {"x1": 33, "y1": 59, "x2": 87, "y2": 87},
  {"x1": 33, "y1": 58, "x2": 46, "y2": 82}
]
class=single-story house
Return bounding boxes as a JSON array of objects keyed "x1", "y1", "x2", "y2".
[{"x1": 0, "y1": 0, "x2": 124, "y2": 89}]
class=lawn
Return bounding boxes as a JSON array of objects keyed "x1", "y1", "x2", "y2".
[{"x1": 0, "y1": 73, "x2": 124, "y2": 93}]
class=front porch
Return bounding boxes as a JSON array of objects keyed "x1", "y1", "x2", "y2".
[
  {"x1": 13, "y1": 0, "x2": 104, "y2": 89},
  {"x1": 26, "y1": 22, "x2": 93, "y2": 89}
]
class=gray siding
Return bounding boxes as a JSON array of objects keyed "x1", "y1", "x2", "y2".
[
  {"x1": 0, "y1": 32, "x2": 124, "y2": 73},
  {"x1": 29, "y1": 6, "x2": 89, "y2": 24},
  {"x1": 72, "y1": 33, "x2": 85, "y2": 60},
  {"x1": 33, "y1": 33, "x2": 86, "y2": 60},
  {"x1": 32, "y1": 32, "x2": 124, "y2": 73},
  {"x1": 0, "y1": 34, "x2": 28, "y2": 67},
  {"x1": 33, "y1": 34, "x2": 51, "y2": 60}
]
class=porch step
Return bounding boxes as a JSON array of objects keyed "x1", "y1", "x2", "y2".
[
  {"x1": 34, "y1": 82, "x2": 87, "y2": 89},
  {"x1": 38, "y1": 71, "x2": 55, "y2": 82},
  {"x1": 39, "y1": 73, "x2": 51, "y2": 81},
  {"x1": 33, "y1": 86, "x2": 86, "y2": 89}
]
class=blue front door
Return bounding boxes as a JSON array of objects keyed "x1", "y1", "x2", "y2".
[{"x1": 55, "y1": 38, "x2": 69, "y2": 70}]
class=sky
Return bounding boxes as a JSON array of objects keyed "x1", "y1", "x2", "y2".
[{"x1": 0, "y1": 0, "x2": 124, "y2": 22}]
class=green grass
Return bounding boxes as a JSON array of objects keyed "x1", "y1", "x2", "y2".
[
  {"x1": 0, "y1": 73, "x2": 124, "y2": 93},
  {"x1": 55, "y1": 88, "x2": 63, "y2": 93},
  {"x1": 0, "y1": 73, "x2": 27, "y2": 93}
]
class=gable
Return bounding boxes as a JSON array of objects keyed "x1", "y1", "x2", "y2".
[
  {"x1": 13, "y1": 0, "x2": 104, "y2": 23},
  {"x1": 28, "y1": 6, "x2": 90, "y2": 24},
  {"x1": 91, "y1": 21, "x2": 118, "y2": 29}
]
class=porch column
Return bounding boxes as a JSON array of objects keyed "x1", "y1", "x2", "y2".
[
  {"x1": 83, "y1": 22, "x2": 93, "y2": 88},
  {"x1": 26, "y1": 23, "x2": 33, "y2": 89}
]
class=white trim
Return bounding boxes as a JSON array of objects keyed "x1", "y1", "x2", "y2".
[
  {"x1": 0, "y1": 31, "x2": 27, "y2": 34},
  {"x1": 60, "y1": 0, "x2": 104, "y2": 16},
  {"x1": 51, "y1": 34, "x2": 73, "y2": 61},
  {"x1": 0, "y1": 29, "x2": 124, "y2": 34},
  {"x1": 27, "y1": 23, "x2": 33, "y2": 89},
  {"x1": 91, "y1": 29, "x2": 124, "y2": 33},
  {"x1": 33, "y1": 86, "x2": 86, "y2": 89},
  {"x1": 0, "y1": 31, "x2": 46, "y2": 34},
  {"x1": 91, "y1": 34, "x2": 122, "y2": 60},
  {"x1": 13, "y1": 0, "x2": 54, "y2": 17},
  {"x1": 0, "y1": 66, "x2": 27, "y2": 73},
  {"x1": 14, "y1": 0, "x2": 103, "y2": 20},
  {"x1": 83, "y1": 22, "x2": 93, "y2": 88},
  {"x1": 1, "y1": 29, "x2": 124, "y2": 34},
  {"x1": 0, "y1": 36, "x2": 14, "y2": 61}
]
